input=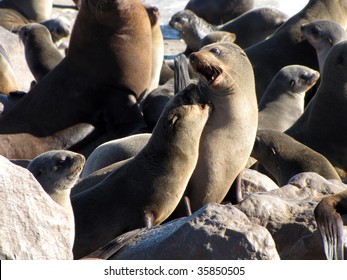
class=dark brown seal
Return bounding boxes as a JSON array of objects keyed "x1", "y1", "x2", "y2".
[
  {"x1": 0, "y1": 0, "x2": 152, "y2": 159},
  {"x1": 185, "y1": 0, "x2": 254, "y2": 25},
  {"x1": 72, "y1": 84, "x2": 211, "y2": 259},
  {"x1": 286, "y1": 40, "x2": 347, "y2": 180},
  {"x1": 252, "y1": 130, "x2": 341, "y2": 187}
]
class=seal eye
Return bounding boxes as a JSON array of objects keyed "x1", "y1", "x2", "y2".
[{"x1": 210, "y1": 47, "x2": 221, "y2": 56}]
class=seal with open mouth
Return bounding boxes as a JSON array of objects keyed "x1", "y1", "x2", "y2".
[{"x1": 174, "y1": 42, "x2": 258, "y2": 215}]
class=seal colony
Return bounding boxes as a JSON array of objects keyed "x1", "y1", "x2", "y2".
[{"x1": 1, "y1": 0, "x2": 347, "y2": 260}]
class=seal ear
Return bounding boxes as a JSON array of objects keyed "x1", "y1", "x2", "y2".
[{"x1": 169, "y1": 115, "x2": 179, "y2": 125}]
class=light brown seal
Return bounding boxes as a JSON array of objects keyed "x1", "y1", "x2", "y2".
[
  {"x1": 185, "y1": 0, "x2": 254, "y2": 25},
  {"x1": 301, "y1": 20, "x2": 347, "y2": 73},
  {"x1": 285, "y1": 40, "x2": 347, "y2": 180},
  {"x1": 71, "y1": 83, "x2": 211, "y2": 259},
  {"x1": 245, "y1": 0, "x2": 347, "y2": 101},
  {"x1": 184, "y1": 42, "x2": 258, "y2": 214},
  {"x1": 81, "y1": 133, "x2": 151, "y2": 178},
  {"x1": 251, "y1": 130, "x2": 341, "y2": 187},
  {"x1": 0, "y1": 0, "x2": 152, "y2": 159},
  {"x1": 27, "y1": 149, "x2": 85, "y2": 247},
  {"x1": 314, "y1": 190, "x2": 347, "y2": 260},
  {"x1": 19, "y1": 23, "x2": 64, "y2": 81},
  {"x1": 258, "y1": 65, "x2": 320, "y2": 132}
]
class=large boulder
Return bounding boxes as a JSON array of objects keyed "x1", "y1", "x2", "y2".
[
  {"x1": 0, "y1": 156, "x2": 73, "y2": 259},
  {"x1": 112, "y1": 203, "x2": 279, "y2": 260}
]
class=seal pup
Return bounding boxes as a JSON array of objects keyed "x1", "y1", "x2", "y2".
[
  {"x1": 251, "y1": 130, "x2": 341, "y2": 187},
  {"x1": 169, "y1": 10, "x2": 217, "y2": 53},
  {"x1": 170, "y1": 8, "x2": 288, "y2": 53},
  {"x1": 19, "y1": 23, "x2": 64, "y2": 82},
  {"x1": 0, "y1": 0, "x2": 52, "y2": 32},
  {"x1": 0, "y1": 45, "x2": 19, "y2": 94},
  {"x1": 81, "y1": 133, "x2": 151, "y2": 178},
  {"x1": 28, "y1": 150, "x2": 85, "y2": 247},
  {"x1": 40, "y1": 16, "x2": 71, "y2": 45},
  {"x1": 185, "y1": 42, "x2": 258, "y2": 213},
  {"x1": 72, "y1": 84, "x2": 211, "y2": 259},
  {"x1": 286, "y1": 40, "x2": 347, "y2": 180},
  {"x1": 258, "y1": 65, "x2": 320, "y2": 132},
  {"x1": 314, "y1": 190, "x2": 347, "y2": 260},
  {"x1": 185, "y1": 0, "x2": 254, "y2": 25},
  {"x1": 0, "y1": 0, "x2": 152, "y2": 159},
  {"x1": 301, "y1": 20, "x2": 347, "y2": 73},
  {"x1": 245, "y1": 0, "x2": 347, "y2": 101}
]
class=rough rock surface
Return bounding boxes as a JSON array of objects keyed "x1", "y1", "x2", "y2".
[
  {"x1": 240, "y1": 168, "x2": 279, "y2": 198},
  {"x1": 235, "y1": 172, "x2": 347, "y2": 258},
  {"x1": 112, "y1": 203, "x2": 280, "y2": 260},
  {"x1": 0, "y1": 156, "x2": 73, "y2": 259}
]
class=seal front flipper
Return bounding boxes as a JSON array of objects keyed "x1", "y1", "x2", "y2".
[
  {"x1": 174, "y1": 54, "x2": 191, "y2": 94},
  {"x1": 314, "y1": 193, "x2": 346, "y2": 260},
  {"x1": 82, "y1": 228, "x2": 146, "y2": 260}
]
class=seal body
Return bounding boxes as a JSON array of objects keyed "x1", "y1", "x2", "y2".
[
  {"x1": 72, "y1": 84, "x2": 211, "y2": 259},
  {"x1": 258, "y1": 65, "x2": 319, "y2": 132},
  {"x1": 252, "y1": 130, "x2": 341, "y2": 186},
  {"x1": 19, "y1": 23, "x2": 64, "y2": 81},
  {"x1": 286, "y1": 40, "x2": 347, "y2": 180},
  {"x1": 220, "y1": 7, "x2": 289, "y2": 49},
  {"x1": 0, "y1": 0, "x2": 152, "y2": 159},
  {"x1": 185, "y1": 0, "x2": 254, "y2": 25},
  {"x1": 245, "y1": 0, "x2": 347, "y2": 100},
  {"x1": 186, "y1": 42, "x2": 258, "y2": 212}
]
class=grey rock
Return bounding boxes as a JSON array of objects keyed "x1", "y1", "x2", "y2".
[
  {"x1": 235, "y1": 172, "x2": 347, "y2": 258},
  {"x1": 0, "y1": 156, "x2": 73, "y2": 259},
  {"x1": 112, "y1": 203, "x2": 279, "y2": 260}
]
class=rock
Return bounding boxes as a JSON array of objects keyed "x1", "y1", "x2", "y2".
[
  {"x1": 111, "y1": 203, "x2": 279, "y2": 260},
  {"x1": 0, "y1": 156, "x2": 73, "y2": 259},
  {"x1": 240, "y1": 168, "x2": 279, "y2": 198},
  {"x1": 235, "y1": 172, "x2": 347, "y2": 258}
]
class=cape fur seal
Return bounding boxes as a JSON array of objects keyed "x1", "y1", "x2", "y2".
[
  {"x1": 301, "y1": 20, "x2": 347, "y2": 73},
  {"x1": 0, "y1": 0, "x2": 152, "y2": 159},
  {"x1": 72, "y1": 84, "x2": 211, "y2": 259},
  {"x1": 28, "y1": 150, "x2": 85, "y2": 247},
  {"x1": 258, "y1": 65, "x2": 320, "y2": 132},
  {"x1": 245, "y1": 0, "x2": 347, "y2": 101},
  {"x1": 314, "y1": 190, "x2": 347, "y2": 260},
  {"x1": 183, "y1": 42, "x2": 258, "y2": 214},
  {"x1": 286, "y1": 40, "x2": 347, "y2": 180},
  {"x1": 185, "y1": 0, "x2": 254, "y2": 25},
  {"x1": 251, "y1": 130, "x2": 341, "y2": 187},
  {"x1": 170, "y1": 8, "x2": 288, "y2": 52},
  {"x1": 19, "y1": 23, "x2": 64, "y2": 81}
]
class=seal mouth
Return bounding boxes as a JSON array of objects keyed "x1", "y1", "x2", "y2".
[{"x1": 189, "y1": 54, "x2": 223, "y2": 85}]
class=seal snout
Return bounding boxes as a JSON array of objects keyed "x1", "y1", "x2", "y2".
[{"x1": 190, "y1": 52, "x2": 222, "y2": 85}]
